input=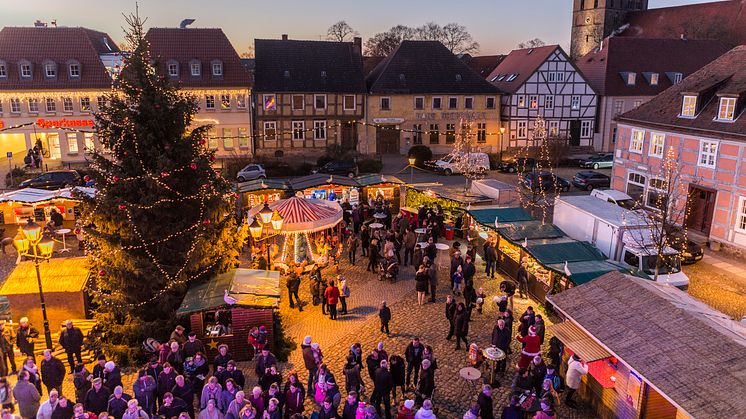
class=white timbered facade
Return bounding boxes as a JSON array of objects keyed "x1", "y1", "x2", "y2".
[{"x1": 487, "y1": 45, "x2": 597, "y2": 149}]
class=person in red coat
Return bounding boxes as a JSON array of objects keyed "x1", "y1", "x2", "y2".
[
  {"x1": 324, "y1": 280, "x2": 341, "y2": 320},
  {"x1": 515, "y1": 326, "x2": 541, "y2": 369}
]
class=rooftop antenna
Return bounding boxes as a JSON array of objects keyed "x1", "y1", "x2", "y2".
[
  {"x1": 50, "y1": 20, "x2": 57, "y2": 27},
  {"x1": 179, "y1": 19, "x2": 195, "y2": 29}
]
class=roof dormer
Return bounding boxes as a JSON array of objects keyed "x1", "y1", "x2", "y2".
[
  {"x1": 18, "y1": 60, "x2": 33, "y2": 79},
  {"x1": 679, "y1": 94, "x2": 698, "y2": 118},
  {"x1": 620, "y1": 71, "x2": 636, "y2": 86},
  {"x1": 66, "y1": 60, "x2": 81, "y2": 79},
  {"x1": 642, "y1": 72, "x2": 659, "y2": 86},
  {"x1": 0, "y1": 60, "x2": 8, "y2": 80},
  {"x1": 167, "y1": 60, "x2": 179, "y2": 78},
  {"x1": 189, "y1": 59, "x2": 201, "y2": 77},
  {"x1": 42, "y1": 59, "x2": 57, "y2": 80},
  {"x1": 210, "y1": 59, "x2": 223, "y2": 77},
  {"x1": 666, "y1": 72, "x2": 683, "y2": 85}
]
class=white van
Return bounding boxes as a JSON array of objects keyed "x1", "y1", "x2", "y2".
[
  {"x1": 434, "y1": 152, "x2": 490, "y2": 176},
  {"x1": 590, "y1": 189, "x2": 638, "y2": 210}
]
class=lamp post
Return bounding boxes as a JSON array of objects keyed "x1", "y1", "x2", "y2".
[
  {"x1": 249, "y1": 208, "x2": 284, "y2": 270},
  {"x1": 408, "y1": 157, "x2": 416, "y2": 184},
  {"x1": 13, "y1": 219, "x2": 54, "y2": 350},
  {"x1": 499, "y1": 126, "x2": 506, "y2": 162}
]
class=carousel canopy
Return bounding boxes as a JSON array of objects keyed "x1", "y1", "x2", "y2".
[
  {"x1": 248, "y1": 196, "x2": 343, "y2": 233},
  {"x1": 0, "y1": 187, "x2": 96, "y2": 203}
]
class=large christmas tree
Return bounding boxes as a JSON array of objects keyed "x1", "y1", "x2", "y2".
[{"x1": 82, "y1": 14, "x2": 242, "y2": 362}]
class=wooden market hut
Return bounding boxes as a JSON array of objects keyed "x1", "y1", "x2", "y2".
[
  {"x1": 0, "y1": 257, "x2": 91, "y2": 327},
  {"x1": 236, "y1": 178, "x2": 290, "y2": 212},
  {"x1": 547, "y1": 272, "x2": 746, "y2": 418},
  {"x1": 176, "y1": 269, "x2": 280, "y2": 361},
  {"x1": 0, "y1": 187, "x2": 95, "y2": 228}
]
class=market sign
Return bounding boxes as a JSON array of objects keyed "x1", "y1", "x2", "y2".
[
  {"x1": 415, "y1": 112, "x2": 488, "y2": 121},
  {"x1": 36, "y1": 118, "x2": 95, "y2": 129},
  {"x1": 246, "y1": 192, "x2": 281, "y2": 208}
]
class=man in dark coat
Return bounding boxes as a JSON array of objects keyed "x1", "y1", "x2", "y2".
[
  {"x1": 519, "y1": 306, "x2": 536, "y2": 337},
  {"x1": 134, "y1": 369, "x2": 157, "y2": 415},
  {"x1": 516, "y1": 261, "x2": 529, "y2": 299},
  {"x1": 104, "y1": 361, "x2": 122, "y2": 391},
  {"x1": 106, "y1": 386, "x2": 132, "y2": 419},
  {"x1": 424, "y1": 238, "x2": 437, "y2": 262},
  {"x1": 499, "y1": 280, "x2": 517, "y2": 311},
  {"x1": 254, "y1": 349, "x2": 277, "y2": 380},
  {"x1": 477, "y1": 385, "x2": 494, "y2": 419},
  {"x1": 58, "y1": 320, "x2": 84, "y2": 373},
  {"x1": 158, "y1": 392, "x2": 188, "y2": 419},
  {"x1": 404, "y1": 338, "x2": 423, "y2": 389},
  {"x1": 427, "y1": 262, "x2": 438, "y2": 303},
  {"x1": 91, "y1": 355, "x2": 106, "y2": 382},
  {"x1": 462, "y1": 256, "x2": 476, "y2": 287},
  {"x1": 286, "y1": 272, "x2": 302, "y2": 310},
  {"x1": 491, "y1": 319, "x2": 511, "y2": 374},
  {"x1": 371, "y1": 360, "x2": 393, "y2": 419},
  {"x1": 483, "y1": 241, "x2": 498, "y2": 279},
  {"x1": 171, "y1": 375, "x2": 194, "y2": 417},
  {"x1": 16, "y1": 317, "x2": 39, "y2": 361},
  {"x1": 144, "y1": 358, "x2": 163, "y2": 381},
  {"x1": 534, "y1": 314, "x2": 546, "y2": 345},
  {"x1": 0, "y1": 322, "x2": 17, "y2": 376},
  {"x1": 223, "y1": 361, "x2": 245, "y2": 389},
  {"x1": 415, "y1": 359, "x2": 434, "y2": 405},
  {"x1": 40, "y1": 349, "x2": 66, "y2": 395},
  {"x1": 157, "y1": 363, "x2": 177, "y2": 407},
  {"x1": 182, "y1": 332, "x2": 206, "y2": 359},
  {"x1": 84, "y1": 378, "x2": 111, "y2": 414},
  {"x1": 454, "y1": 303, "x2": 470, "y2": 350},
  {"x1": 301, "y1": 337, "x2": 317, "y2": 396},
  {"x1": 445, "y1": 295, "x2": 457, "y2": 340}
]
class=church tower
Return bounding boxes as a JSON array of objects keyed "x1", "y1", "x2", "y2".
[{"x1": 570, "y1": 0, "x2": 649, "y2": 60}]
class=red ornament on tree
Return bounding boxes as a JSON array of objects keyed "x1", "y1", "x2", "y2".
[
  {"x1": 98, "y1": 270, "x2": 107, "y2": 277},
  {"x1": 199, "y1": 139, "x2": 206, "y2": 145},
  {"x1": 112, "y1": 176, "x2": 120, "y2": 182},
  {"x1": 83, "y1": 175, "x2": 91, "y2": 182},
  {"x1": 190, "y1": 162, "x2": 198, "y2": 170},
  {"x1": 160, "y1": 171, "x2": 169, "y2": 178},
  {"x1": 202, "y1": 219, "x2": 211, "y2": 225},
  {"x1": 118, "y1": 204, "x2": 126, "y2": 210}
]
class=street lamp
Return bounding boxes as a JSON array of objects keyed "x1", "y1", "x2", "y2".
[
  {"x1": 13, "y1": 219, "x2": 54, "y2": 350},
  {"x1": 249, "y1": 209, "x2": 284, "y2": 270},
  {"x1": 408, "y1": 156, "x2": 416, "y2": 183},
  {"x1": 499, "y1": 126, "x2": 506, "y2": 162},
  {"x1": 258, "y1": 203, "x2": 274, "y2": 224}
]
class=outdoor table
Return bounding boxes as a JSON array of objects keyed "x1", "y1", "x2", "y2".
[
  {"x1": 369, "y1": 223, "x2": 384, "y2": 232},
  {"x1": 415, "y1": 228, "x2": 427, "y2": 242},
  {"x1": 459, "y1": 366, "x2": 482, "y2": 397},
  {"x1": 483, "y1": 346, "x2": 506, "y2": 387},
  {"x1": 435, "y1": 243, "x2": 450, "y2": 268},
  {"x1": 373, "y1": 213, "x2": 387, "y2": 220},
  {"x1": 55, "y1": 228, "x2": 72, "y2": 253}
]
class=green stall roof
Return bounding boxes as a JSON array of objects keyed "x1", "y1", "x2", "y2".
[
  {"x1": 527, "y1": 241, "x2": 606, "y2": 265},
  {"x1": 355, "y1": 174, "x2": 403, "y2": 187},
  {"x1": 177, "y1": 269, "x2": 280, "y2": 315},
  {"x1": 547, "y1": 260, "x2": 630, "y2": 286},
  {"x1": 237, "y1": 178, "x2": 290, "y2": 193},
  {"x1": 468, "y1": 207, "x2": 533, "y2": 227},
  {"x1": 498, "y1": 221, "x2": 565, "y2": 242}
]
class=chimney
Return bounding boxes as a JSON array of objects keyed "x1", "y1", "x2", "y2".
[
  {"x1": 353, "y1": 37, "x2": 362, "y2": 48},
  {"x1": 281, "y1": 34, "x2": 288, "y2": 40}
]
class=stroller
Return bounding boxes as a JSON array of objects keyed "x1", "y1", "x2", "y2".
[{"x1": 378, "y1": 257, "x2": 399, "y2": 283}]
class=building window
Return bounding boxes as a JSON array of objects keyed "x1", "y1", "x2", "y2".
[
  {"x1": 80, "y1": 97, "x2": 91, "y2": 112},
  {"x1": 414, "y1": 97, "x2": 424, "y2": 110},
  {"x1": 45, "y1": 63, "x2": 56, "y2": 78},
  {"x1": 380, "y1": 97, "x2": 391, "y2": 110},
  {"x1": 314, "y1": 95, "x2": 326, "y2": 110},
  {"x1": 84, "y1": 133, "x2": 95, "y2": 151},
  {"x1": 48, "y1": 133, "x2": 61, "y2": 159},
  {"x1": 557, "y1": 72, "x2": 565, "y2": 82},
  {"x1": 212, "y1": 61, "x2": 223, "y2": 76},
  {"x1": 236, "y1": 94, "x2": 246, "y2": 109},
  {"x1": 645, "y1": 177, "x2": 668, "y2": 211},
  {"x1": 413, "y1": 124, "x2": 423, "y2": 145},
  {"x1": 46, "y1": 98, "x2": 56, "y2": 113},
  {"x1": 205, "y1": 95, "x2": 215, "y2": 110},
  {"x1": 445, "y1": 124, "x2": 456, "y2": 144},
  {"x1": 222, "y1": 128, "x2": 233, "y2": 149},
  {"x1": 477, "y1": 123, "x2": 487, "y2": 143},
  {"x1": 548, "y1": 121, "x2": 559, "y2": 136},
  {"x1": 517, "y1": 95, "x2": 526, "y2": 108},
  {"x1": 69, "y1": 63, "x2": 80, "y2": 77},
  {"x1": 63, "y1": 97, "x2": 74, "y2": 112},
  {"x1": 736, "y1": 197, "x2": 746, "y2": 233},
  {"x1": 314, "y1": 121, "x2": 326, "y2": 140},
  {"x1": 0, "y1": 63, "x2": 6, "y2": 78},
  {"x1": 698, "y1": 140, "x2": 718, "y2": 168},
  {"x1": 649, "y1": 73, "x2": 659, "y2": 85},
  {"x1": 649, "y1": 132, "x2": 665, "y2": 157},
  {"x1": 612, "y1": 127, "x2": 618, "y2": 143},
  {"x1": 625, "y1": 72, "x2": 636, "y2": 85},
  {"x1": 168, "y1": 62, "x2": 178, "y2": 77},
  {"x1": 633, "y1": 100, "x2": 643, "y2": 108},
  {"x1": 717, "y1": 97, "x2": 737, "y2": 121},
  {"x1": 529, "y1": 95, "x2": 538, "y2": 109},
  {"x1": 681, "y1": 95, "x2": 697, "y2": 117},
  {"x1": 343, "y1": 95, "x2": 356, "y2": 110},
  {"x1": 614, "y1": 100, "x2": 624, "y2": 116},
  {"x1": 517, "y1": 121, "x2": 527, "y2": 139},
  {"x1": 20, "y1": 64, "x2": 32, "y2": 78},
  {"x1": 10, "y1": 98, "x2": 21, "y2": 113},
  {"x1": 207, "y1": 129, "x2": 218, "y2": 149},
  {"x1": 580, "y1": 120, "x2": 592, "y2": 137},
  {"x1": 221, "y1": 94, "x2": 231, "y2": 109},
  {"x1": 465, "y1": 97, "x2": 474, "y2": 109},
  {"x1": 448, "y1": 97, "x2": 458, "y2": 109},
  {"x1": 292, "y1": 121, "x2": 305, "y2": 140},
  {"x1": 238, "y1": 127, "x2": 249, "y2": 148},
  {"x1": 291, "y1": 95, "x2": 304, "y2": 110},
  {"x1": 673, "y1": 72, "x2": 683, "y2": 84},
  {"x1": 629, "y1": 129, "x2": 644, "y2": 153},
  {"x1": 571, "y1": 96, "x2": 581, "y2": 110},
  {"x1": 547, "y1": 72, "x2": 555, "y2": 82},
  {"x1": 626, "y1": 172, "x2": 646, "y2": 200},
  {"x1": 97, "y1": 96, "x2": 106, "y2": 110},
  {"x1": 486, "y1": 97, "x2": 496, "y2": 109},
  {"x1": 264, "y1": 121, "x2": 277, "y2": 141},
  {"x1": 432, "y1": 97, "x2": 442, "y2": 109},
  {"x1": 263, "y1": 94, "x2": 276, "y2": 111},
  {"x1": 190, "y1": 62, "x2": 201, "y2": 76},
  {"x1": 28, "y1": 98, "x2": 39, "y2": 113},
  {"x1": 429, "y1": 124, "x2": 439, "y2": 144},
  {"x1": 544, "y1": 95, "x2": 554, "y2": 109},
  {"x1": 67, "y1": 133, "x2": 78, "y2": 153}
]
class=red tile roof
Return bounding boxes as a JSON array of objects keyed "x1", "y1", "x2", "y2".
[
  {"x1": 145, "y1": 28, "x2": 251, "y2": 88},
  {"x1": 617, "y1": 46, "x2": 746, "y2": 142},
  {"x1": 460, "y1": 54, "x2": 506, "y2": 78},
  {"x1": 575, "y1": 37, "x2": 729, "y2": 96},
  {"x1": 621, "y1": 0, "x2": 746, "y2": 47},
  {"x1": 486, "y1": 45, "x2": 560, "y2": 94},
  {"x1": 0, "y1": 26, "x2": 118, "y2": 90}
]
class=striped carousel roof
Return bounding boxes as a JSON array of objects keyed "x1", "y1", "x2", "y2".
[{"x1": 247, "y1": 196, "x2": 343, "y2": 233}]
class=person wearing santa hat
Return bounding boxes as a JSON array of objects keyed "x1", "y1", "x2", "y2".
[{"x1": 515, "y1": 326, "x2": 541, "y2": 369}]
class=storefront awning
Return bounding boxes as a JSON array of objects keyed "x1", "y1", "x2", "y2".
[
  {"x1": 468, "y1": 207, "x2": 532, "y2": 227},
  {"x1": 548, "y1": 321, "x2": 611, "y2": 362}
]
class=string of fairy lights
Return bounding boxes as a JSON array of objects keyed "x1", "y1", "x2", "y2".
[{"x1": 516, "y1": 116, "x2": 563, "y2": 224}]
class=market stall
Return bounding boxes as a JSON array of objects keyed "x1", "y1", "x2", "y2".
[
  {"x1": 0, "y1": 187, "x2": 95, "y2": 227},
  {"x1": 290, "y1": 174, "x2": 361, "y2": 203},
  {"x1": 236, "y1": 179, "x2": 290, "y2": 212},
  {"x1": 405, "y1": 185, "x2": 493, "y2": 239},
  {"x1": 356, "y1": 174, "x2": 403, "y2": 211},
  {"x1": 176, "y1": 268, "x2": 280, "y2": 361},
  {"x1": 523, "y1": 240, "x2": 607, "y2": 301}
]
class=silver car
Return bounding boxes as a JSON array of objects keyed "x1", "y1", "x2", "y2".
[{"x1": 236, "y1": 164, "x2": 266, "y2": 182}]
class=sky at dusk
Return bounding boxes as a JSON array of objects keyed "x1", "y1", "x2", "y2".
[{"x1": 1, "y1": 0, "x2": 722, "y2": 55}]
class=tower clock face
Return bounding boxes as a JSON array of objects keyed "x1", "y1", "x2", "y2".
[{"x1": 585, "y1": 17, "x2": 592, "y2": 24}]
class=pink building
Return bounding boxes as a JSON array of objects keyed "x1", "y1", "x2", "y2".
[{"x1": 613, "y1": 46, "x2": 746, "y2": 253}]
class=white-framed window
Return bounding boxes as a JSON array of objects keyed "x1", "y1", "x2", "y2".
[
  {"x1": 432, "y1": 97, "x2": 442, "y2": 109},
  {"x1": 429, "y1": 124, "x2": 439, "y2": 144},
  {"x1": 529, "y1": 95, "x2": 538, "y2": 109},
  {"x1": 97, "y1": 96, "x2": 106, "y2": 110},
  {"x1": 517, "y1": 95, "x2": 526, "y2": 108},
  {"x1": 292, "y1": 121, "x2": 305, "y2": 140},
  {"x1": 68, "y1": 63, "x2": 80, "y2": 77},
  {"x1": 10, "y1": 98, "x2": 21, "y2": 113},
  {"x1": 634, "y1": 100, "x2": 643, "y2": 108},
  {"x1": 28, "y1": 98, "x2": 39, "y2": 113},
  {"x1": 413, "y1": 124, "x2": 423, "y2": 145},
  {"x1": 63, "y1": 97, "x2": 73, "y2": 112},
  {"x1": 48, "y1": 133, "x2": 61, "y2": 159},
  {"x1": 673, "y1": 72, "x2": 683, "y2": 84},
  {"x1": 45, "y1": 98, "x2": 56, "y2": 113},
  {"x1": 314, "y1": 95, "x2": 326, "y2": 110},
  {"x1": 614, "y1": 100, "x2": 624, "y2": 116},
  {"x1": 263, "y1": 121, "x2": 277, "y2": 141},
  {"x1": 263, "y1": 94, "x2": 276, "y2": 111},
  {"x1": 681, "y1": 95, "x2": 697, "y2": 117},
  {"x1": 212, "y1": 62, "x2": 223, "y2": 76},
  {"x1": 343, "y1": 95, "x2": 356, "y2": 111},
  {"x1": 486, "y1": 97, "x2": 496, "y2": 109},
  {"x1": 448, "y1": 97, "x2": 458, "y2": 109},
  {"x1": 205, "y1": 95, "x2": 215, "y2": 110},
  {"x1": 517, "y1": 121, "x2": 527, "y2": 139},
  {"x1": 190, "y1": 62, "x2": 201, "y2": 76},
  {"x1": 717, "y1": 97, "x2": 737, "y2": 121},
  {"x1": 67, "y1": 133, "x2": 78, "y2": 153},
  {"x1": 698, "y1": 140, "x2": 718, "y2": 168},
  {"x1": 237, "y1": 127, "x2": 249, "y2": 148},
  {"x1": 544, "y1": 95, "x2": 554, "y2": 110},
  {"x1": 45, "y1": 63, "x2": 56, "y2": 78},
  {"x1": 465, "y1": 97, "x2": 474, "y2": 109},
  {"x1": 20, "y1": 64, "x2": 32, "y2": 78},
  {"x1": 736, "y1": 197, "x2": 746, "y2": 233},
  {"x1": 477, "y1": 123, "x2": 487, "y2": 143},
  {"x1": 571, "y1": 96, "x2": 581, "y2": 110},
  {"x1": 84, "y1": 133, "x2": 95, "y2": 151},
  {"x1": 548, "y1": 121, "x2": 559, "y2": 136},
  {"x1": 221, "y1": 94, "x2": 231, "y2": 109},
  {"x1": 626, "y1": 73, "x2": 636, "y2": 85},
  {"x1": 626, "y1": 171, "x2": 646, "y2": 201},
  {"x1": 314, "y1": 120, "x2": 326, "y2": 140},
  {"x1": 645, "y1": 177, "x2": 668, "y2": 210},
  {"x1": 207, "y1": 129, "x2": 218, "y2": 149},
  {"x1": 414, "y1": 97, "x2": 424, "y2": 110},
  {"x1": 649, "y1": 73, "x2": 659, "y2": 85},
  {"x1": 380, "y1": 97, "x2": 391, "y2": 110},
  {"x1": 168, "y1": 63, "x2": 178, "y2": 77},
  {"x1": 649, "y1": 132, "x2": 665, "y2": 157},
  {"x1": 580, "y1": 120, "x2": 592, "y2": 137},
  {"x1": 236, "y1": 94, "x2": 246, "y2": 109},
  {"x1": 445, "y1": 123, "x2": 456, "y2": 144},
  {"x1": 222, "y1": 128, "x2": 233, "y2": 149},
  {"x1": 629, "y1": 129, "x2": 644, "y2": 153},
  {"x1": 80, "y1": 97, "x2": 91, "y2": 112},
  {"x1": 0, "y1": 63, "x2": 6, "y2": 78},
  {"x1": 292, "y1": 95, "x2": 304, "y2": 110}
]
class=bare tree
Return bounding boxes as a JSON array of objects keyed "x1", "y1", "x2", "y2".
[
  {"x1": 517, "y1": 38, "x2": 546, "y2": 49},
  {"x1": 365, "y1": 22, "x2": 478, "y2": 56},
  {"x1": 240, "y1": 46, "x2": 254, "y2": 58},
  {"x1": 439, "y1": 23, "x2": 479, "y2": 55},
  {"x1": 364, "y1": 25, "x2": 415, "y2": 56},
  {"x1": 415, "y1": 22, "x2": 444, "y2": 41},
  {"x1": 327, "y1": 20, "x2": 359, "y2": 42}
]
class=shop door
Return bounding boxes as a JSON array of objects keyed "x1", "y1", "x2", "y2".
[
  {"x1": 685, "y1": 186, "x2": 715, "y2": 235},
  {"x1": 376, "y1": 125, "x2": 400, "y2": 154},
  {"x1": 569, "y1": 120, "x2": 581, "y2": 146},
  {"x1": 341, "y1": 122, "x2": 357, "y2": 152}
]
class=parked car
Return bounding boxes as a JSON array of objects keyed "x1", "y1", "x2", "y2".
[
  {"x1": 236, "y1": 164, "x2": 266, "y2": 182},
  {"x1": 520, "y1": 171, "x2": 570, "y2": 192},
  {"x1": 664, "y1": 226, "x2": 704, "y2": 265},
  {"x1": 313, "y1": 160, "x2": 359, "y2": 177},
  {"x1": 433, "y1": 152, "x2": 490, "y2": 175},
  {"x1": 572, "y1": 171, "x2": 611, "y2": 191},
  {"x1": 580, "y1": 153, "x2": 613, "y2": 169},
  {"x1": 497, "y1": 157, "x2": 553, "y2": 173},
  {"x1": 590, "y1": 189, "x2": 638, "y2": 210},
  {"x1": 18, "y1": 170, "x2": 81, "y2": 190}
]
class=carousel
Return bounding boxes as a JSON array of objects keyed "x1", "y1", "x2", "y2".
[{"x1": 247, "y1": 196, "x2": 344, "y2": 271}]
